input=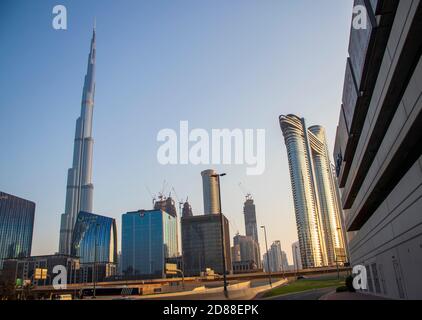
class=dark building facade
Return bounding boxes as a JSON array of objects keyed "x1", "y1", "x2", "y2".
[
  {"x1": 243, "y1": 197, "x2": 262, "y2": 268},
  {"x1": 181, "y1": 214, "x2": 231, "y2": 277},
  {"x1": 334, "y1": 0, "x2": 422, "y2": 299},
  {"x1": 243, "y1": 197, "x2": 258, "y2": 243},
  {"x1": 182, "y1": 200, "x2": 193, "y2": 218},
  {"x1": 70, "y1": 211, "x2": 117, "y2": 277},
  {"x1": 1, "y1": 255, "x2": 80, "y2": 286},
  {"x1": 232, "y1": 261, "x2": 258, "y2": 274},
  {"x1": 0, "y1": 192, "x2": 35, "y2": 269},
  {"x1": 1, "y1": 254, "x2": 116, "y2": 285}
]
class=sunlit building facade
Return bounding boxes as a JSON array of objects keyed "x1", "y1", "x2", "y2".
[
  {"x1": 233, "y1": 234, "x2": 260, "y2": 270},
  {"x1": 0, "y1": 192, "x2": 35, "y2": 269},
  {"x1": 201, "y1": 170, "x2": 221, "y2": 215},
  {"x1": 280, "y1": 115, "x2": 346, "y2": 268},
  {"x1": 292, "y1": 241, "x2": 303, "y2": 271}
]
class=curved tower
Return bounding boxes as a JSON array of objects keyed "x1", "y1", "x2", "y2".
[
  {"x1": 279, "y1": 114, "x2": 346, "y2": 268},
  {"x1": 308, "y1": 126, "x2": 346, "y2": 265},
  {"x1": 279, "y1": 115, "x2": 326, "y2": 268},
  {"x1": 59, "y1": 28, "x2": 97, "y2": 254}
]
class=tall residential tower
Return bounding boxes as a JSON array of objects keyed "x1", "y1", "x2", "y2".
[
  {"x1": 279, "y1": 115, "x2": 346, "y2": 268},
  {"x1": 59, "y1": 28, "x2": 97, "y2": 254}
]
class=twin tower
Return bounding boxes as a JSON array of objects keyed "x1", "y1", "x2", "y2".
[{"x1": 280, "y1": 115, "x2": 346, "y2": 268}]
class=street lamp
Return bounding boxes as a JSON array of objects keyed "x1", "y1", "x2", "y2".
[
  {"x1": 261, "y1": 225, "x2": 272, "y2": 287},
  {"x1": 179, "y1": 201, "x2": 186, "y2": 290},
  {"x1": 211, "y1": 172, "x2": 228, "y2": 298}
]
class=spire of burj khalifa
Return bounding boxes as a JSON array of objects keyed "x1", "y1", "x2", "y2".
[{"x1": 59, "y1": 27, "x2": 96, "y2": 254}]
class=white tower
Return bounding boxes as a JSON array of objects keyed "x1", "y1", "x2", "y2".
[
  {"x1": 59, "y1": 28, "x2": 96, "y2": 254},
  {"x1": 201, "y1": 169, "x2": 221, "y2": 215}
]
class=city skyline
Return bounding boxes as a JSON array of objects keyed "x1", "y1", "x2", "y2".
[
  {"x1": 1, "y1": 0, "x2": 421, "y2": 302},
  {"x1": 0, "y1": 0, "x2": 354, "y2": 263}
]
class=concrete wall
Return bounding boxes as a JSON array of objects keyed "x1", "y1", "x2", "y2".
[{"x1": 347, "y1": 0, "x2": 422, "y2": 299}]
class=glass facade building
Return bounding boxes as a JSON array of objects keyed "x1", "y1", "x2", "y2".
[
  {"x1": 181, "y1": 214, "x2": 231, "y2": 276},
  {"x1": 121, "y1": 210, "x2": 177, "y2": 278},
  {"x1": 70, "y1": 211, "x2": 117, "y2": 265},
  {"x1": 0, "y1": 191, "x2": 35, "y2": 269}
]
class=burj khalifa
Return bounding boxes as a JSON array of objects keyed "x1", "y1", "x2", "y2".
[{"x1": 59, "y1": 28, "x2": 96, "y2": 254}]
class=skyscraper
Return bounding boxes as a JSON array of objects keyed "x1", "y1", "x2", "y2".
[
  {"x1": 59, "y1": 28, "x2": 97, "y2": 255},
  {"x1": 71, "y1": 211, "x2": 117, "y2": 281},
  {"x1": 71, "y1": 211, "x2": 117, "y2": 265},
  {"x1": 308, "y1": 125, "x2": 346, "y2": 265},
  {"x1": 121, "y1": 209, "x2": 178, "y2": 278},
  {"x1": 292, "y1": 241, "x2": 302, "y2": 271},
  {"x1": 263, "y1": 241, "x2": 288, "y2": 273},
  {"x1": 279, "y1": 114, "x2": 346, "y2": 268},
  {"x1": 231, "y1": 245, "x2": 241, "y2": 263},
  {"x1": 233, "y1": 234, "x2": 260, "y2": 269},
  {"x1": 201, "y1": 170, "x2": 221, "y2": 215},
  {"x1": 181, "y1": 213, "x2": 231, "y2": 276},
  {"x1": 182, "y1": 199, "x2": 193, "y2": 218},
  {"x1": 243, "y1": 197, "x2": 258, "y2": 242},
  {"x1": 243, "y1": 196, "x2": 261, "y2": 268},
  {"x1": 0, "y1": 192, "x2": 35, "y2": 269},
  {"x1": 154, "y1": 195, "x2": 177, "y2": 218}
]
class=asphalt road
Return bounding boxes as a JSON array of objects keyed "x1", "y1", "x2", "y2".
[{"x1": 267, "y1": 287, "x2": 335, "y2": 300}]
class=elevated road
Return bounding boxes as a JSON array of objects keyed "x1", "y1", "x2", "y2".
[{"x1": 24, "y1": 267, "x2": 350, "y2": 296}]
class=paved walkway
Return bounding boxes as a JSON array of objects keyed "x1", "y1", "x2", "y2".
[
  {"x1": 320, "y1": 290, "x2": 388, "y2": 300},
  {"x1": 265, "y1": 287, "x2": 334, "y2": 300}
]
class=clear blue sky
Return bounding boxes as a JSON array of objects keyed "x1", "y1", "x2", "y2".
[{"x1": 0, "y1": 0, "x2": 353, "y2": 263}]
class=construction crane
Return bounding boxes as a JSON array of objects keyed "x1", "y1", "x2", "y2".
[
  {"x1": 171, "y1": 187, "x2": 185, "y2": 216},
  {"x1": 145, "y1": 185, "x2": 156, "y2": 207},
  {"x1": 157, "y1": 180, "x2": 169, "y2": 202},
  {"x1": 238, "y1": 182, "x2": 253, "y2": 200}
]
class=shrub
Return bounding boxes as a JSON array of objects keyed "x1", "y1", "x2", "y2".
[
  {"x1": 336, "y1": 286, "x2": 348, "y2": 293},
  {"x1": 345, "y1": 275, "x2": 356, "y2": 292}
]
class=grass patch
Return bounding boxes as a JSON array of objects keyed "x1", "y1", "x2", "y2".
[{"x1": 263, "y1": 278, "x2": 345, "y2": 298}]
